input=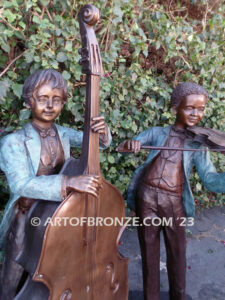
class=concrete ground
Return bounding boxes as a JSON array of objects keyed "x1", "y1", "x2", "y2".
[{"x1": 119, "y1": 206, "x2": 225, "y2": 300}]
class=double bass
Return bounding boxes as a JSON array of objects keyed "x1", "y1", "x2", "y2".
[{"x1": 16, "y1": 4, "x2": 128, "y2": 300}]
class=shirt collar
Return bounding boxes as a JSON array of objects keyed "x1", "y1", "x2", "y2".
[{"x1": 32, "y1": 122, "x2": 56, "y2": 138}]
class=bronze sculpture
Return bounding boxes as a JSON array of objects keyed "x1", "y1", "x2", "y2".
[
  {"x1": 0, "y1": 5, "x2": 128, "y2": 300},
  {"x1": 118, "y1": 82, "x2": 225, "y2": 300}
]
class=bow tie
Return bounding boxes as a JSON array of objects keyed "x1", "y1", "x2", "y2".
[
  {"x1": 39, "y1": 128, "x2": 56, "y2": 138},
  {"x1": 172, "y1": 126, "x2": 186, "y2": 135},
  {"x1": 32, "y1": 122, "x2": 56, "y2": 138}
]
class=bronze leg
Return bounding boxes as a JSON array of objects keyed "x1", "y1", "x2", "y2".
[
  {"x1": 160, "y1": 193, "x2": 186, "y2": 300},
  {"x1": 0, "y1": 212, "x2": 26, "y2": 300},
  {"x1": 136, "y1": 186, "x2": 161, "y2": 300}
]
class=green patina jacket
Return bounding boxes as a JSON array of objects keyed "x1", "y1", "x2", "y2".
[{"x1": 0, "y1": 122, "x2": 111, "y2": 248}]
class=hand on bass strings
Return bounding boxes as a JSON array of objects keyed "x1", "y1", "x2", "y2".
[
  {"x1": 66, "y1": 175, "x2": 102, "y2": 197},
  {"x1": 91, "y1": 116, "x2": 109, "y2": 144}
]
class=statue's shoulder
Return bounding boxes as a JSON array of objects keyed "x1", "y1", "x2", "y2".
[
  {"x1": 153, "y1": 125, "x2": 171, "y2": 131},
  {"x1": 0, "y1": 124, "x2": 29, "y2": 148},
  {"x1": 55, "y1": 123, "x2": 69, "y2": 133},
  {"x1": 148, "y1": 125, "x2": 171, "y2": 135},
  {"x1": 55, "y1": 124, "x2": 82, "y2": 138}
]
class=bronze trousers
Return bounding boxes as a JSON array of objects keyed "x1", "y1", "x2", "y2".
[{"x1": 136, "y1": 183, "x2": 186, "y2": 300}]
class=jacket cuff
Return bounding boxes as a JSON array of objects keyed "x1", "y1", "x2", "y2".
[
  {"x1": 99, "y1": 125, "x2": 112, "y2": 149},
  {"x1": 61, "y1": 175, "x2": 68, "y2": 200}
]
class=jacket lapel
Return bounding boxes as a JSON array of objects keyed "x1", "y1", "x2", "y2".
[
  {"x1": 160, "y1": 126, "x2": 171, "y2": 145},
  {"x1": 183, "y1": 138, "x2": 199, "y2": 178},
  {"x1": 24, "y1": 123, "x2": 41, "y2": 175},
  {"x1": 146, "y1": 126, "x2": 171, "y2": 162},
  {"x1": 24, "y1": 123, "x2": 71, "y2": 175},
  {"x1": 56, "y1": 125, "x2": 70, "y2": 160}
]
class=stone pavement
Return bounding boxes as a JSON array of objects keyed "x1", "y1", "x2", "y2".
[{"x1": 119, "y1": 206, "x2": 225, "y2": 300}]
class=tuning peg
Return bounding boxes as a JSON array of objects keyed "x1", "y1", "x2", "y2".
[
  {"x1": 78, "y1": 47, "x2": 89, "y2": 56},
  {"x1": 79, "y1": 57, "x2": 90, "y2": 65}
]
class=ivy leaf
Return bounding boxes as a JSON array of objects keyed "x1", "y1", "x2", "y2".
[
  {"x1": 188, "y1": 34, "x2": 193, "y2": 42},
  {"x1": 3, "y1": 9, "x2": 16, "y2": 23},
  {"x1": 19, "y1": 109, "x2": 31, "y2": 121},
  {"x1": 25, "y1": 0, "x2": 33, "y2": 10},
  {"x1": 113, "y1": 6, "x2": 123, "y2": 18},
  {"x1": 19, "y1": 21, "x2": 26, "y2": 30},
  {"x1": 40, "y1": 0, "x2": 50, "y2": 6},
  {"x1": 156, "y1": 41, "x2": 161, "y2": 50},
  {"x1": 132, "y1": 73, "x2": 138, "y2": 83},
  {"x1": 196, "y1": 183, "x2": 202, "y2": 192},
  {"x1": 12, "y1": 83, "x2": 23, "y2": 98},
  {"x1": 109, "y1": 167, "x2": 117, "y2": 173},
  {"x1": 1, "y1": 42, "x2": 10, "y2": 53},
  {"x1": 143, "y1": 45, "x2": 148, "y2": 58},
  {"x1": 50, "y1": 60, "x2": 59, "y2": 69},
  {"x1": 108, "y1": 155, "x2": 115, "y2": 164},
  {"x1": 3, "y1": 1, "x2": 14, "y2": 8},
  {"x1": 32, "y1": 15, "x2": 41, "y2": 24},
  {"x1": 0, "y1": 80, "x2": 10, "y2": 103},
  {"x1": 57, "y1": 52, "x2": 67, "y2": 62},
  {"x1": 65, "y1": 41, "x2": 72, "y2": 52},
  {"x1": 62, "y1": 70, "x2": 71, "y2": 80}
]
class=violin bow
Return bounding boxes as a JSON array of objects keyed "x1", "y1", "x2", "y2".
[{"x1": 116, "y1": 140, "x2": 225, "y2": 153}]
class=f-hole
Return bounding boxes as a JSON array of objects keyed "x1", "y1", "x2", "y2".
[
  {"x1": 91, "y1": 44, "x2": 96, "y2": 68},
  {"x1": 96, "y1": 45, "x2": 101, "y2": 73}
]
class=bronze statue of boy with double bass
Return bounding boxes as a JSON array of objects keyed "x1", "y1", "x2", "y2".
[
  {"x1": 0, "y1": 68, "x2": 111, "y2": 299},
  {"x1": 0, "y1": 5, "x2": 130, "y2": 300}
]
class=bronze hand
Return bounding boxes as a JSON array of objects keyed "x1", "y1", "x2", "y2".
[
  {"x1": 66, "y1": 175, "x2": 102, "y2": 198},
  {"x1": 117, "y1": 140, "x2": 141, "y2": 153},
  {"x1": 91, "y1": 116, "x2": 109, "y2": 144}
]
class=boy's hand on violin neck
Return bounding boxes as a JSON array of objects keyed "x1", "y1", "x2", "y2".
[
  {"x1": 66, "y1": 175, "x2": 102, "y2": 197},
  {"x1": 116, "y1": 140, "x2": 141, "y2": 153},
  {"x1": 91, "y1": 116, "x2": 108, "y2": 144}
]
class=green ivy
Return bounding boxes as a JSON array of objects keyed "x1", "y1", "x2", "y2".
[{"x1": 0, "y1": 0, "x2": 224, "y2": 209}]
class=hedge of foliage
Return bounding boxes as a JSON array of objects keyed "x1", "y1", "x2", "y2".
[{"x1": 0, "y1": 0, "x2": 224, "y2": 209}]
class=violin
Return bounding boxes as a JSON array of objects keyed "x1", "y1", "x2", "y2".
[
  {"x1": 117, "y1": 126, "x2": 225, "y2": 153},
  {"x1": 186, "y1": 126, "x2": 225, "y2": 152}
]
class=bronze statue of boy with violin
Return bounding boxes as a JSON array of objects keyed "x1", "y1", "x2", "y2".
[
  {"x1": 0, "y1": 68, "x2": 111, "y2": 300},
  {"x1": 119, "y1": 82, "x2": 225, "y2": 300}
]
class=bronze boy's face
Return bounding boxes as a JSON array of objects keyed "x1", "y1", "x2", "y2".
[
  {"x1": 174, "y1": 94, "x2": 207, "y2": 129},
  {"x1": 27, "y1": 83, "x2": 65, "y2": 128}
]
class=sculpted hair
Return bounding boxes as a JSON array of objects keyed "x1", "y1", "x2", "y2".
[
  {"x1": 22, "y1": 69, "x2": 68, "y2": 105},
  {"x1": 171, "y1": 82, "x2": 208, "y2": 108}
]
